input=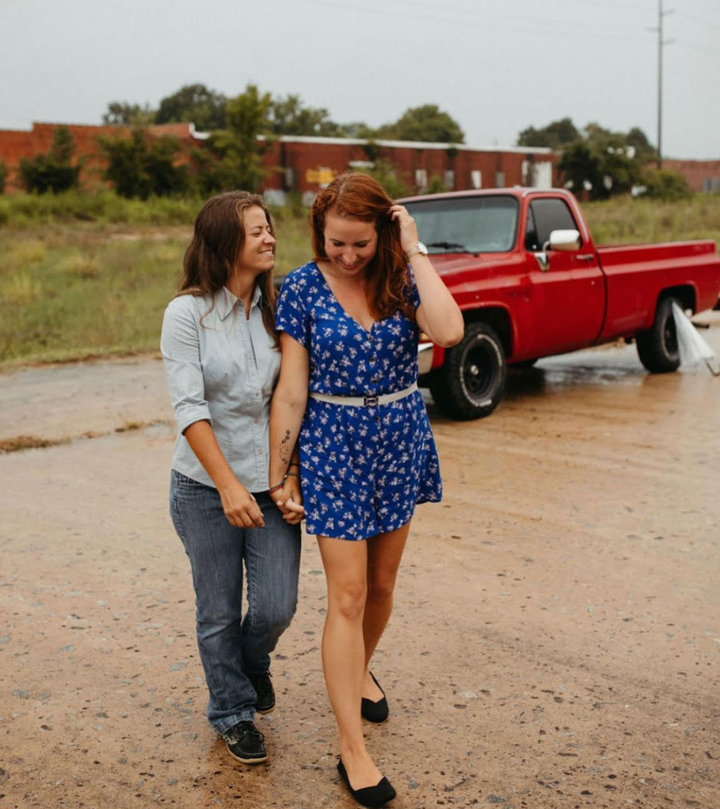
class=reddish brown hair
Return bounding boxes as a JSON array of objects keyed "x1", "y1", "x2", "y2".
[
  {"x1": 179, "y1": 191, "x2": 277, "y2": 340},
  {"x1": 310, "y1": 172, "x2": 415, "y2": 322}
]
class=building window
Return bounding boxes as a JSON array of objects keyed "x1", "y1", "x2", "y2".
[
  {"x1": 703, "y1": 177, "x2": 720, "y2": 193},
  {"x1": 284, "y1": 168, "x2": 295, "y2": 190},
  {"x1": 495, "y1": 171, "x2": 505, "y2": 188},
  {"x1": 444, "y1": 170, "x2": 455, "y2": 190},
  {"x1": 415, "y1": 169, "x2": 428, "y2": 190},
  {"x1": 471, "y1": 170, "x2": 482, "y2": 189}
]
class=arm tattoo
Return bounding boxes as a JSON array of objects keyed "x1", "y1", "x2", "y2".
[{"x1": 279, "y1": 429, "x2": 291, "y2": 465}]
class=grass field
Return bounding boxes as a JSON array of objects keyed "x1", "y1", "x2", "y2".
[{"x1": 1, "y1": 191, "x2": 719, "y2": 368}]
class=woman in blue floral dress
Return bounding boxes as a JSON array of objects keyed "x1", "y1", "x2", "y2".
[{"x1": 269, "y1": 173, "x2": 463, "y2": 806}]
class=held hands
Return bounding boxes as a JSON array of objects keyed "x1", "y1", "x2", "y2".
[
  {"x1": 219, "y1": 478, "x2": 265, "y2": 528},
  {"x1": 272, "y1": 475, "x2": 305, "y2": 525},
  {"x1": 390, "y1": 204, "x2": 420, "y2": 256}
]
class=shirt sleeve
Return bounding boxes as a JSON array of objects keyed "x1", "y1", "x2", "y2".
[
  {"x1": 160, "y1": 297, "x2": 212, "y2": 434},
  {"x1": 275, "y1": 272, "x2": 310, "y2": 348},
  {"x1": 405, "y1": 265, "x2": 422, "y2": 310}
]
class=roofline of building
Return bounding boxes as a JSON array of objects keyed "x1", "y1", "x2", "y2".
[{"x1": 251, "y1": 133, "x2": 555, "y2": 155}]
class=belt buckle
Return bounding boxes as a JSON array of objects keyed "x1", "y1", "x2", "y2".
[{"x1": 363, "y1": 395, "x2": 379, "y2": 407}]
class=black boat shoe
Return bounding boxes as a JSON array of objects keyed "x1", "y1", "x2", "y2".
[
  {"x1": 223, "y1": 721, "x2": 267, "y2": 764},
  {"x1": 249, "y1": 671, "x2": 276, "y2": 714},
  {"x1": 361, "y1": 671, "x2": 389, "y2": 723}
]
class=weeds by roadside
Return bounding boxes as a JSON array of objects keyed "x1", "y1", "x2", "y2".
[{"x1": 2, "y1": 193, "x2": 719, "y2": 368}]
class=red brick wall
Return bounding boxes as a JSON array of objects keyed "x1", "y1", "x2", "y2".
[
  {"x1": 0, "y1": 122, "x2": 199, "y2": 192},
  {"x1": 262, "y1": 138, "x2": 559, "y2": 196},
  {"x1": 0, "y1": 122, "x2": 559, "y2": 197},
  {"x1": 663, "y1": 159, "x2": 720, "y2": 193}
]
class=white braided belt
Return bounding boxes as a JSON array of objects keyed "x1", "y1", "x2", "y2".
[{"x1": 309, "y1": 382, "x2": 418, "y2": 408}]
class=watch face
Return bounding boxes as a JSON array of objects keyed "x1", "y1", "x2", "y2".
[{"x1": 417, "y1": 242, "x2": 428, "y2": 255}]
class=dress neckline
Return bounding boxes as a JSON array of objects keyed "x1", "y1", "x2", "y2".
[{"x1": 312, "y1": 261, "x2": 377, "y2": 335}]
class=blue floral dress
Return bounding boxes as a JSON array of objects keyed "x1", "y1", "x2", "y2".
[{"x1": 275, "y1": 261, "x2": 442, "y2": 540}]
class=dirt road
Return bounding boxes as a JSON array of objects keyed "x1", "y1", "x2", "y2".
[{"x1": 2, "y1": 319, "x2": 720, "y2": 808}]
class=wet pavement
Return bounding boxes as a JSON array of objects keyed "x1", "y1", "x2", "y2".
[{"x1": 1, "y1": 315, "x2": 720, "y2": 808}]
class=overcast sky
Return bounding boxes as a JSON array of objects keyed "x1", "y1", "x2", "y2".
[{"x1": 1, "y1": 0, "x2": 718, "y2": 159}]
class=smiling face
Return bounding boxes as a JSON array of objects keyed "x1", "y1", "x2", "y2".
[
  {"x1": 323, "y1": 210, "x2": 378, "y2": 279},
  {"x1": 237, "y1": 205, "x2": 276, "y2": 276}
]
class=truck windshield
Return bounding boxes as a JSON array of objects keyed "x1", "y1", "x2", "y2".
[{"x1": 404, "y1": 195, "x2": 519, "y2": 254}]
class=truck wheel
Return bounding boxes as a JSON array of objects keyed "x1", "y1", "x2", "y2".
[
  {"x1": 636, "y1": 296, "x2": 681, "y2": 373},
  {"x1": 429, "y1": 322, "x2": 506, "y2": 420}
]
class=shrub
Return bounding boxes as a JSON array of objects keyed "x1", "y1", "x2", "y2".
[
  {"x1": 642, "y1": 169, "x2": 692, "y2": 201},
  {"x1": 100, "y1": 130, "x2": 190, "y2": 199},
  {"x1": 19, "y1": 127, "x2": 81, "y2": 194},
  {"x1": 0, "y1": 161, "x2": 7, "y2": 194}
]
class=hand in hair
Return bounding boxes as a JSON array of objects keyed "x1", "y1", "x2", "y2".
[{"x1": 389, "y1": 204, "x2": 420, "y2": 255}]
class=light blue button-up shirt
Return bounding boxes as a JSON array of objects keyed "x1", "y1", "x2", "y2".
[{"x1": 160, "y1": 286, "x2": 280, "y2": 493}]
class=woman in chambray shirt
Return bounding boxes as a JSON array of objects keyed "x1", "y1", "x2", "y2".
[{"x1": 161, "y1": 191, "x2": 303, "y2": 766}]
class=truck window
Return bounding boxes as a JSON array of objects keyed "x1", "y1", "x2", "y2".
[
  {"x1": 525, "y1": 207, "x2": 539, "y2": 251},
  {"x1": 528, "y1": 198, "x2": 582, "y2": 250},
  {"x1": 403, "y1": 195, "x2": 519, "y2": 254}
]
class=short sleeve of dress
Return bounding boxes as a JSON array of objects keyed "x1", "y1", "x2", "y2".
[
  {"x1": 405, "y1": 265, "x2": 422, "y2": 310},
  {"x1": 276, "y1": 270, "x2": 310, "y2": 348}
]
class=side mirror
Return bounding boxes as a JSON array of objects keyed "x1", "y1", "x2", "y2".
[{"x1": 547, "y1": 229, "x2": 581, "y2": 252}]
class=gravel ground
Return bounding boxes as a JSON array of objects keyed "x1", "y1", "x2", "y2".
[{"x1": 1, "y1": 317, "x2": 719, "y2": 808}]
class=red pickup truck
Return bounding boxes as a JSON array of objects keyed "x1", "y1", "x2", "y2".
[{"x1": 400, "y1": 188, "x2": 720, "y2": 420}]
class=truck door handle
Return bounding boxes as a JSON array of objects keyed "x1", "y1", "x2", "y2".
[{"x1": 577, "y1": 254, "x2": 595, "y2": 261}]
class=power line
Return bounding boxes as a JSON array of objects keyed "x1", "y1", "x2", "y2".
[
  {"x1": 281, "y1": 0, "x2": 654, "y2": 40},
  {"x1": 676, "y1": 9, "x2": 720, "y2": 30},
  {"x1": 382, "y1": 0, "x2": 649, "y2": 33}
]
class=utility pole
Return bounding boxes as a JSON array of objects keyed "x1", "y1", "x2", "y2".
[{"x1": 655, "y1": 0, "x2": 675, "y2": 168}]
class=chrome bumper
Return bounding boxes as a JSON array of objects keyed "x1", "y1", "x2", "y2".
[{"x1": 417, "y1": 342, "x2": 435, "y2": 376}]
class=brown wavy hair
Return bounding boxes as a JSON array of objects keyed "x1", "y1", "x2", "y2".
[
  {"x1": 178, "y1": 191, "x2": 277, "y2": 340},
  {"x1": 310, "y1": 172, "x2": 415, "y2": 322}
]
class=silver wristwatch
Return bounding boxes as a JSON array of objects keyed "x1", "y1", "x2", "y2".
[{"x1": 406, "y1": 242, "x2": 428, "y2": 259}]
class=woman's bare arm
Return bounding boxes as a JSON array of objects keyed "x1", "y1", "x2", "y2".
[{"x1": 269, "y1": 333, "x2": 310, "y2": 511}]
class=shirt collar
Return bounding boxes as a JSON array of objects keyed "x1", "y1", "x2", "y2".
[{"x1": 217, "y1": 284, "x2": 263, "y2": 321}]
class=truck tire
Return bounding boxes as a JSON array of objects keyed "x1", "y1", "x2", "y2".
[
  {"x1": 429, "y1": 322, "x2": 506, "y2": 420},
  {"x1": 636, "y1": 296, "x2": 681, "y2": 373}
]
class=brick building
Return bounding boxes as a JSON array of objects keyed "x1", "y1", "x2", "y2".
[
  {"x1": 0, "y1": 121, "x2": 559, "y2": 199},
  {"x1": 663, "y1": 159, "x2": 720, "y2": 194},
  {"x1": 260, "y1": 135, "x2": 558, "y2": 204},
  {"x1": 0, "y1": 122, "x2": 207, "y2": 193}
]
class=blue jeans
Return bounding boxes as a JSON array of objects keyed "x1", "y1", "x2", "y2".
[{"x1": 169, "y1": 470, "x2": 301, "y2": 734}]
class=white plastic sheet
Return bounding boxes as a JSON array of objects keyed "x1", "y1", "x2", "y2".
[{"x1": 671, "y1": 302, "x2": 720, "y2": 375}]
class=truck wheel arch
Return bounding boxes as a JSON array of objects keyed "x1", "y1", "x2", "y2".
[
  {"x1": 463, "y1": 306, "x2": 514, "y2": 359},
  {"x1": 657, "y1": 284, "x2": 696, "y2": 315}
]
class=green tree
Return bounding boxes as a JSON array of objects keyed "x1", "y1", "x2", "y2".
[
  {"x1": 19, "y1": 126, "x2": 82, "y2": 193},
  {"x1": 268, "y1": 94, "x2": 344, "y2": 137},
  {"x1": 210, "y1": 84, "x2": 272, "y2": 192},
  {"x1": 100, "y1": 130, "x2": 189, "y2": 198},
  {"x1": 626, "y1": 127, "x2": 657, "y2": 165},
  {"x1": 558, "y1": 142, "x2": 602, "y2": 197},
  {"x1": 103, "y1": 101, "x2": 156, "y2": 126},
  {"x1": 643, "y1": 169, "x2": 691, "y2": 201},
  {"x1": 352, "y1": 159, "x2": 412, "y2": 199},
  {"x1": 517, "y1": 117, "x2": 580, "y2": 150},
  {"x1": 338, "y1": 121, "x2": 376, "y2": 139},
  {"x1": 376, "y1": 104, "x2": 465, "y2": 144},
  {"x1": 0, "y1": 160, "x2": 7, "y2": 194},
  {"x1": 155, "y1": 83, "x2": 227, "y2": 131}
]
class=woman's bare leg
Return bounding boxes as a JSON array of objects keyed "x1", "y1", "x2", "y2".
[
  {"x1": 317, "y1": 535, "x2": 382, "y2": 789},
  {"x1": 361, "y1": 520, "x2": 411, "y2": 701}
]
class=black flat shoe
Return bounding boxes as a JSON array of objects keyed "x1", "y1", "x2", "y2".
[
  {"x1": 337, "y1": 758, "x2": 396, "y2": 807},
  {"x1": 361, "y1": 671, "x2": 389, "y2": 723}
]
